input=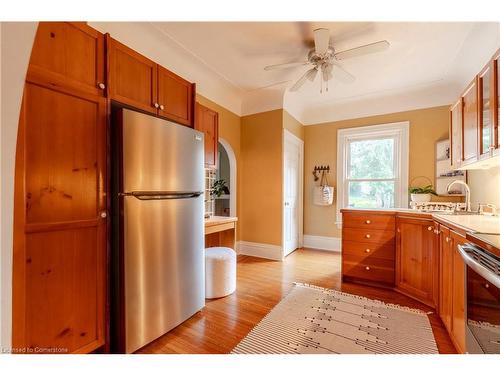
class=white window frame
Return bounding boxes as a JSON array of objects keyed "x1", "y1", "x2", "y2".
[{"x1": 336, "y1": 121, "x2": 409, "y2": 225}]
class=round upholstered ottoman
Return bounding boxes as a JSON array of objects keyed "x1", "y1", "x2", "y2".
[{"x1": 205, "y1": 247, "x2": 236, "y2": 299}]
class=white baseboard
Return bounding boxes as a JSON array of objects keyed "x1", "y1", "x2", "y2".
[
  {"x1": 303, "y1": 235, "x2": 341, "y2": 252},
  {"x1": 237, "y1": 241, "x2": 283, "y2": 261}
]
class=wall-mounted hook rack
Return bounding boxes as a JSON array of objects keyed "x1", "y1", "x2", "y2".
[{"x1": 313, "y1": 165, "x2": 330, "y2": 181}]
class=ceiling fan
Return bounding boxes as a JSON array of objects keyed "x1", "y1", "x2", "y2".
[{"x1": 264, "y1": 28, "x2": 390, "y2": 93}]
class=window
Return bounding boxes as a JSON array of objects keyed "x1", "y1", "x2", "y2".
[{"x1": 336, "y1": 122, "x2": 409, "y2": 224}]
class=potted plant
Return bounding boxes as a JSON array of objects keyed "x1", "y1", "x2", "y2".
[
  {"x1": 211, "y1": 179, "x2": 230, "y2": 197},
  {"x1": 409, "y1": 184, "x2": 438, "y2": 203}
]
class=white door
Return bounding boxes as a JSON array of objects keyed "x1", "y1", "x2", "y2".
[{"x1": 283, "y1": 132, "x2": 303, "y2": 256}]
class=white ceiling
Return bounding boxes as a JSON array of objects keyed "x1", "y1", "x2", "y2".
[{"x1": 102, "y1": 22, "x2": 499, "y2": 123}]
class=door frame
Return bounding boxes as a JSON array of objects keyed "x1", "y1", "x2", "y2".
[
  {"x1": 282, "y1": 130, "x2": 304, "y2": 257},
  {"x1": 218, "y1": 138, "x2": 237, "y2": 217}
]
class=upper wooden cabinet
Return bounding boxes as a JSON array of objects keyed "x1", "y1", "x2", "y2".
[
  {"x1": 395, "y1": 216, "x2": 438, "y2": 308},
  {"x1": 493, "y1": 49, "x2": 500, "y2": 157},
  {"x1": 195, "y1": 103, "x2": 219, "y2": 168},
  {"x1": 107, "y1": 36, "x2": 158, "y2": 114},
  {"x1": 461, "y1": 78, "x2": 478, "y2": 165},
  {"x1": 450, "y1": 99, "x2": 463, "y2": 169},
  {"x1": 28, "y1": 22, "x2": 105, "y2": 97},
  {"x1": 107, "y1": 36, "x2": 195, "y2": 127},
  {"x1": 478, "y1": 62, "x2": 494, "y2": 159},
  {"x1": 157, "y1": 66, "x2": 195, "y2": 127}
]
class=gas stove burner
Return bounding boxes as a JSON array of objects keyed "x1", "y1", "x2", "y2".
[{"x1": 410, "y1": 201, "x2": 466, "y2": 213}]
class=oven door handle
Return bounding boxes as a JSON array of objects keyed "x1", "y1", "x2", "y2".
[{"x1": 457, "y1": 244, "x2": 500, "y2": 289}]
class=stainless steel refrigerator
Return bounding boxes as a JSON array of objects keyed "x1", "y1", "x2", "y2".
[{"x1": 112, "y1": 108, "x2": 205, "y2": 353}]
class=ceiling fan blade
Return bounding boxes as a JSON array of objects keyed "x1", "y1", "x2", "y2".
[
  {"x1": 313, "y1": 28, "x2": 330, "y2": 55},
  {"x1": 264, "y1": 61, "x2": 309, "y2": 71},
  {"x1": 322, "y1": 63, "x2": 333, "y2": 81},
  {"x1": 289, "y1": 68, "x2": 317, "y2": 92},
  {"x1": 332, "y1": 62, "x2": 355, "y2": 83},
  {"x1": 334, "y1": 40, "x2": 390, "y2": 60}
]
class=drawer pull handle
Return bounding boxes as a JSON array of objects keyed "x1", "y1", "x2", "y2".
[
  {"x1": 365, "y1": 266, "x2": 370, "y2": 271},
  {"x1": 365, "y1": 220, "x2": 371, "y2": 224},
  {"x1": 365, "y1": 234, "x2": 371, "y2": 239},
  {"x1": 427, "y1": 226, "x2": 433, "y2": 231},
  {"x1": 365, "y1": 248, "x2": 371, "y2": 253}
]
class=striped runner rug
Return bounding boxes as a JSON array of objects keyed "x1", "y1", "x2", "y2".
[{"x1": 232, "y1": 283, "x2": 438, "y2": 354}]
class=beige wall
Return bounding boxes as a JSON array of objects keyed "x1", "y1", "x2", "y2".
[
  {"x1": 241, "y1": 109, "x2": 284, "y2": 245},
  {"x1": 469, "y1": 166, "x2": 500, "y2": 209},
  {"x1": 304, "y1": 105, "x2": 450, "y2": 238},
  {"x1": 283, "y1": 109, "x2": 304, "y2": 140},
  {"x1": 196, "y1": 94, "x2": 242, "y2": 238}
]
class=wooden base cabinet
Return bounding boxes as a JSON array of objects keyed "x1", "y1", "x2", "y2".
[
  {"x1": 395, "y1": 216, "x2": 438, "y2": 308},
  {"x1": 450, "y1": 231, "x2": 467, "y2": 353},
  {"x1": 438, "y1": 225, "x2": 453, "y2": 333}
]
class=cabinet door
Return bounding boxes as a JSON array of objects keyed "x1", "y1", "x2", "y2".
[
  {"x1": 28, "y1": 22, "x2": 105, "y2": 97},
  {"x1": 157, "y1": 65, "x2": 194, "y2": 127},
  {"x1": 13, "y1": 82, "x2": 106, "y2": 354},
  {"x1": 493, "y1": 49, "x2": 500, "y2": 156},
  {"x1": 439, "y1": 225, "x2": 453, "y2": 333},
  {"x1": 461, "y1": 78, "x2": 478, "y2": 165},
  {"x1": 478, "y1": 63, "x2": 494, "y2": 159},
  {"x1": 450, "y1": 230, "x2": 466, "y2": 354},
  {"x1": 195, "y1": 103, "x2": 219, "y2": 168},
  {"x1": 107, "y1": 36, "x2": 157, "y2": 114},
  {"x1": 450, "y1": 99, "x2": 463, "y2": 169},
  {"x1": 396, "y1": 217, "x2": 438, "y2": 307}
]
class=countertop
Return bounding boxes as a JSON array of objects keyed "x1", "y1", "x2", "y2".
[
  {"x1": 432, "y1": 213, "x2": 500, "y2": 235},
  {"x1": 204, "y1": 216, "x2": 238, "y2": 227}
]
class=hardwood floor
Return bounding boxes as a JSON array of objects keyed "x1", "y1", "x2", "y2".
[{"x1": 137, "y1": 248, "x2": 457, "y2": 354}]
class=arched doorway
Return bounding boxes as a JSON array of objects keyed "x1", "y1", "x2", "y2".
[{"x1": 216, "y1": 138, "x2": 237, "y2": 217}]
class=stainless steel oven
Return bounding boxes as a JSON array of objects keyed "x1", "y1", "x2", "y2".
[{"x1": 457, "y1": 242, "x2": 500, "y2": 354}]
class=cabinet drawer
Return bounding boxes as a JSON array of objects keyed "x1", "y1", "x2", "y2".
[
  {"x1": 342, "y1": 240, "x2": 395, "y2": 260},
  {"x1": 343, "y1": 212, "x2": 395, "y2": 230},
  {"x1": 343, "y1": 254, "x2": 395, "y2": 285},
  {"x1": 343, "y1": 228, "x2": 395, "y2": 245}
]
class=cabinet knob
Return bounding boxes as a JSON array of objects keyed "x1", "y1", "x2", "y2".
[
  {"x1": 160, "y1": 104, "x2": 165, "y2": 110},
  {"x1": 98, "y1": 82, "x2": 105, "y2": 90},
  {"x1": 365, "y1": 266, "x2": 370, "y2": 271},
  {"x1": 365, "y1": 248, "x2": 371, "y2": 253},
  {"x1": 427, "y1": 226, "x2": 433, "y2": 231},
  {"x1": 485, "y1": 283, "x2": 490, "y2": 289},
  {"x1": 445, "y1": 237, "x2": 450, "y2": 243},
  {"x1": 100, "y1": 211, "x2": 107, "y2": 218},
  {"x1": 365, "y1": 220, "x2": 371, "y2": 224},
  {"x1": 365, "y1": 234, "x2": 371, "y2": 239},
  {"x1": 154, "y1": 103, "x2": 160, "y2": 108}
]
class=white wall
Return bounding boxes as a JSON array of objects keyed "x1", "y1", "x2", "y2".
[{"x1": 0, "y1": 22, "x2": 38, "y2": 351}]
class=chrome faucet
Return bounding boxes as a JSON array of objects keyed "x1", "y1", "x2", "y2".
[{"x1": 447, "y1": 180, "x2": 471, "y2": 212}]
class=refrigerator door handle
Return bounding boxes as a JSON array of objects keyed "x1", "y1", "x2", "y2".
[{"x1": 122, "y1": 191, "x2": 204, "y2": 200}]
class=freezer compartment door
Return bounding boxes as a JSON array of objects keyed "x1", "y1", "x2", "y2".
[
  {"x1": 121, "y1": 108, "x2": 204, "y2": 193},
  {"x1": 123, "y1": 194, "x2": 205, "y2": 353}
]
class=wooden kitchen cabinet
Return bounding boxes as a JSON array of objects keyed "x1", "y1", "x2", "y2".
[
  {"x1": 157, "y1": 65, "x2": 195, "y2": 127},
  {"x1": 28, "y1": 22, "x2": 106, "y2": 97},
  {"x1": 13, "y1": 22, "x2": 107, "y2": 354},
  {"x1": 107, "y1": 35, "x2": 158, "y2": 114},
  {"x1": 450, "y1": 99, "x2": 463, "y2": 169},
  {"x1": 450, "y1": 230, "x2": 467, "y2": 353},
  {"x1": 341, "y1": 210, "x2": 396, "y2": 287},
  {"x1": 461, "y1": 78, "x2": 479, "y2": 165},
  {"x1": 438, "y1": 224, "x2": 453, "y2": 333},
  {"x1": 195, "y1": 103, "x2": 219, "y2": 168},
  {"x1": 478, "y1": 62, "x2": 494, "y2": 159},
  {"x1": 395, "y1": 216, "x2": 438, "y2": 308}
]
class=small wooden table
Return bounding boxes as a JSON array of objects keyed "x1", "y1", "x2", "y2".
[{"x1": 205, "y1": 216, "x2": 238, "y2": 250}]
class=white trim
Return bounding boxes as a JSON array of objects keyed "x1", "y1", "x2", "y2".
[
  {"x1": 237, "y1": 241, "x2": 283, "y2": 261},
  {"x1": 336, "y1": 121, "x2": 410, "y2": 224},
  {"x1": 217, "y1": 138, "x2": 237, "y2": 217},
  {"x1": 303, "y1": 235, "x2": 341, "y2": 252},
  {"x1": 282, "y1": 130, "x2": 304, "y2": 257}
]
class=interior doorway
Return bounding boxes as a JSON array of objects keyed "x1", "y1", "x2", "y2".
[
  {"x1": 216, "y1": 138, "x2": 237, "y2": 217},
  {"x1": 283, "y1": 130, "x2": 304, "y2": 257}
]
